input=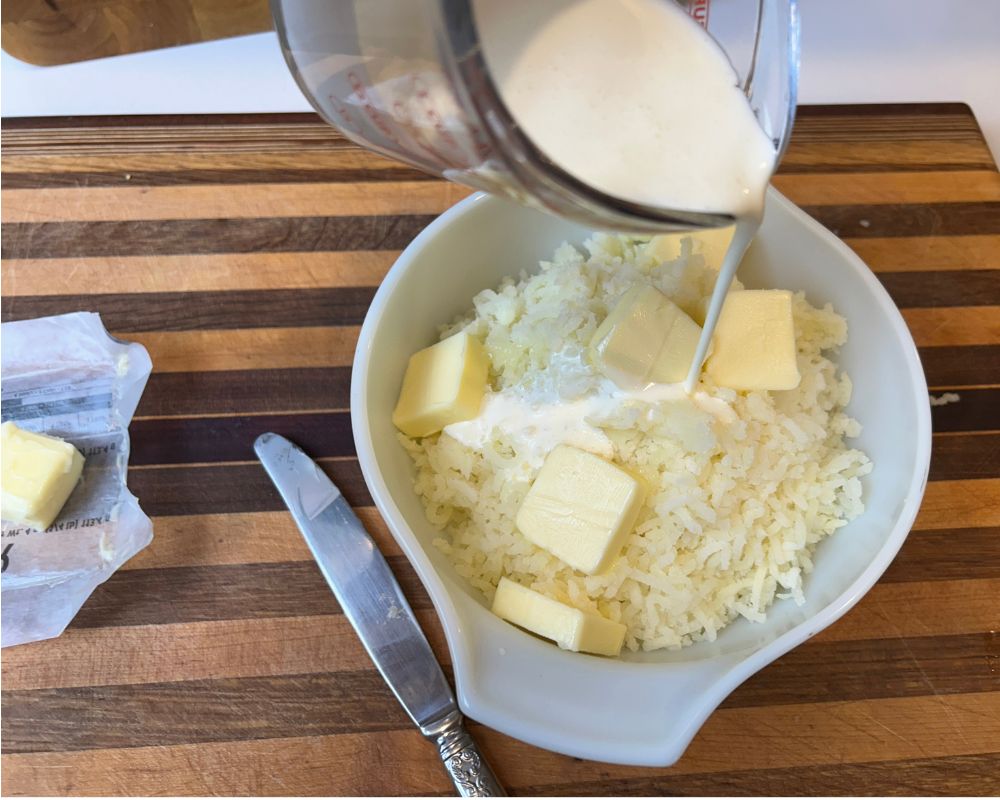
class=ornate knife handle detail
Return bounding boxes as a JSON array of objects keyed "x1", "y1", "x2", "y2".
[{"x1": 428, "y1": 711, "x2": 506, "y2": 797}]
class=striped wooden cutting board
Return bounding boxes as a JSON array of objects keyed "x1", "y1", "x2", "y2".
[{"x1": 1, "y1": 105, "x2": 999, "y2": 796}]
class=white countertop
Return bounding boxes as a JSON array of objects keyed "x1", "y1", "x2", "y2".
[{"x1": 3, "y1": 0, "x2": 1000, "y2": 162}]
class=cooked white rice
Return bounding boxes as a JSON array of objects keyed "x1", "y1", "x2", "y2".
[{"x1": 400, "y1": 234, "x2": 872, "y2": 652}]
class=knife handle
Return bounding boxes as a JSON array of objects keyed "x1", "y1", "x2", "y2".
[{"x1": 429, "y1": 711, "x2": 506, "y2": 797}]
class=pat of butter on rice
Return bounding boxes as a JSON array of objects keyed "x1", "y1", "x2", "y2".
[{"x1": 400, "y1": 233, "x2": 872, "y2": 652}]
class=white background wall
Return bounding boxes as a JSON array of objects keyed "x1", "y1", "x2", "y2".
[{"x1": 3, "y1": 0, "x2": 1000, "y2": 161}]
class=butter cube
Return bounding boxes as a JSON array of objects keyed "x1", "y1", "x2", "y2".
[
  {"x1": 492, "y1": 577, "x2": 626, "y2": 656},
  {"x1": 646, "y1": 226, "x2": 735, "y2": 271},
  {"x1": 591, "y1": 285, "x2": 702, "y2": 387},
  {"x1": 705, "y1": 290, "x2": 801, "y2": 391},
  {"x1": 516, "y1": 445, "x2": 644, "y2": 575},
  {"x1": 392, "y1": 332, "x2": 490, "y2": 437},
  {"x1": 1, "y1": 421, "x2": 84, "y2": 530}
]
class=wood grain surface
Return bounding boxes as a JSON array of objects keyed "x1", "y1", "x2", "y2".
[
  {"x1": 2, "y1": 104, "x2": 1000, "y2": 796},
  {"x1": 1, "y1": 0, "x2": 271, "y2": 66}
]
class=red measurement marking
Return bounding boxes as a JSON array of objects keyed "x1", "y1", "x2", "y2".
[
  {"x1": 411, "y1": 74, "x2": 477, "y2": 166},
  {"x1": 329, "y1": 98, "x2": 362, "y2": 136},
  {"x1": 392, "y1": 89, "x2": 447, "y2": 162},
  {"x1": 689, "y1": 0, "x2": 710, "y2": 28},
  {"x1": 347, "y1": 69, "x2": 403, "y2": 146}
]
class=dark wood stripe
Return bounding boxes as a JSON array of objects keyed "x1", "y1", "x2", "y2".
[
  {"x1": 4, "y1": 632, "x2": 995, "y2": 754},
  {"x1": 4, "y1": 161, "x2": 988, "y2": 189},
  {"x1": 929, "y1": 432, "x2": 1000, "y2": 481},
  {"x1": 6, "y1": 274, "x2": 997, "y2": 334},
  {"x1": 523, "y1": 754, "x2": 1000, "y2": 796},
  {"x1": 719, "y1": 632, "x2": 999, "y2": 709},
  {"x1": 0, "y1": 103, "x2": 970, "y2": 131},
  {"x1": 789, "y1": 125, "x2": 986, "y2": 144},
  {"x1": 7, "y1": 162, "x2": 990, "y2": 188},
  {"x1": 920, "y1": 345, "x2": 1000, "y2": 387},
  {"x1": 129, "y1": 460, "x2": 372, "y2": 516},
  {"x1": 137, "y1": 368, "x2": 352, "y2": 417},
  {"x1": 129, "y1": 413, "x2": 999, "y2": 478},
  {"x1": 794, "y1": 103, "x2": 976, "y2": 120},
  {"x1": 882, "y1": 527, "x2": 1000, "y2": 584},
  {"x1": 778, "y1": 161, "x2": 996, "y2": 175},
  {"x1": 127, "y1": 433, "x2": 992, "y2": 519},
  {"x1": 130, "y1": 412, "x2": 355, "y2": 465},
  {"x1": 0, "y1": 214, "x2": 437, "y2": 259},
  {"x1": 1, "y1": 287, "x2": 377, "y2": 331},
  {"x1": 1, "y1": 167, "x2": 438, "y2": 189},
  {"x1": 931, "y1": 388, "x2": 1000, "y2": 432},
  {"x1": 804, "y1": 202, "x2": 1000, "y2": 238},
  {"x1": 70, "y1": 524, "x2": 997, "y2": 630},
  {"x1": 5, "y1": 204, "x2": 999, "y2": 263},
  {"x1": 879, "y1": 270, "x2": 1000, "y2": 307},
  {"x1": 135, "y1": 370, "x2": 997, "y2": 427},
  {"x1": 69, "y1": 559, "x2": 432, "y2": 629},
  {"x1": 0, "y1": 670, "x2": 414, "y2": 753},
  {"x1": 42, "y1": 521, "x2": 1000, "y2": 631},
  {"x1": 0, "y1": 103, "x2": 974, "y2": 132},
  {"x1": 1, "y1": 112, "x2": 327, "y2": 131}
]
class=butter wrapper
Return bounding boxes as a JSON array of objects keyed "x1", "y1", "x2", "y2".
[{"x1": 1, "y1": 312, "x2": 153, "y2": 647}]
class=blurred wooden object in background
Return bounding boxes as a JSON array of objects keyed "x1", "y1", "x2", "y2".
[{"x1": 1, "y1": 0, "x2": 272, "y2": 66}]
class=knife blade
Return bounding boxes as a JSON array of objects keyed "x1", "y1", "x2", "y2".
[{"x1": 255, "y1": 433, "x2": 504, "y2": 797}]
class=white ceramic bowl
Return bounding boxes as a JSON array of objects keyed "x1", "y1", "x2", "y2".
[{"x1": 351, "y1": 190, "x2": 932, "y2": 767}]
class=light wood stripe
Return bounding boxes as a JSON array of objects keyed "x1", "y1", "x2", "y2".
[
  {"x1": 813, "y1": 578, "x2": 1000, "y2": 643},
  {"x1": 1, "y1": 182, "x2": 472, "y2": 223},
  {"x1": 3, "y1": 238, "x2": 996, "y2": 300},
  {"x1": 0, "y1": 252, "x2": 397, "y2": 296},
  {"x1": 3, "y1": 693, "x2": 997, "y2": 794},
  {"x1": 119, "y1": 318, "x2": 998, "y2": 374},
  {"x1": 3, "y1": 576, "x2": 995, "y2": 692},
  {"x1": 119, "y1": 509, "x2": 994, "y2": 573},
  {"x1": 3, "y1": 124, "x2": 992, "y2": 163},
  {"x1": 0, "y1": 149, "x2": 411, "y2": 174},
  {"x1": 1, "y1": 121, "x2": 348, "y2": 151},
  {"x1": 123, "y1": 327, "x2": 360, "y2": 372},
  {"x1": 791, "y1": 119, "x2": 984, "y2": 142},
  {"x1": 914, "y1": 478, "x2": 1000, "y2": 530},
  {"x1": 4, "y1": 172, "x2": 996, "y2": 225},
  {"x1": 901, "y1": 307, "x2": 1000, "y2": 346},
  {"x1": 674, "y1": 693, "x2": 1000, "y2": 777},
  {"x1": 773, "y1": 171, "x2": 1000, "y2": 205},
  {"x1": 0, "y1": 613, "x2": 447, "y2": 692},
  {"x1": 846, "y1": 235, "x2": 1000, "y2": 272},
  {"x1": 122, "y1": 510, "x2": 401, "y2": 571},
  {"x1": 0, "y1": 125, "x2": 350, "y2": 157},
  {"x1": 781, "y1": 140, "x2": 995, "y2": 170}
]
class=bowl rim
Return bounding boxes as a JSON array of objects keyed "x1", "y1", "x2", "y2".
[{"x1": 351, "y1": 190, "x2": 933, "y2": 765}]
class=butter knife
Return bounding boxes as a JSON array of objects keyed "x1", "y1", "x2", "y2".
[{"x1": 254, "y1": 433, "x2": 505, "y2": 797}]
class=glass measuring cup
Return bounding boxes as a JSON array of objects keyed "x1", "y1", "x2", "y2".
[{"x1": 272, "y1": 0, "x2": 799, "y2": 233}]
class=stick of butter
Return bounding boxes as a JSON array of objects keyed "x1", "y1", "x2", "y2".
[
  {"x1": 392, "y1": 332, "x2": 490, "y2": 437},
  {"x1": 705, "y1": 289, "x2": 801, "y2": 391},
  {"x1": 645, "y1": 225, "x2": 736, "y2": 271},
  {"x1": 590, "y1": 285, "x2": 702, "y2": 388},
  {"x1": 516, "y1": 445, "x2": 644, "y2": 575},
  {"x1": 1, "y1": 421, "x2": 85, "y2": 531},
  {"x1": 492, "y1": 577, "x2": 626, "y2": 656}
]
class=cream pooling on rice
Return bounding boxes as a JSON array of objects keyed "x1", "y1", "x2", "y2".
[{"x1": 445, "y1": 361, "x2": 736, "y2": 471}]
